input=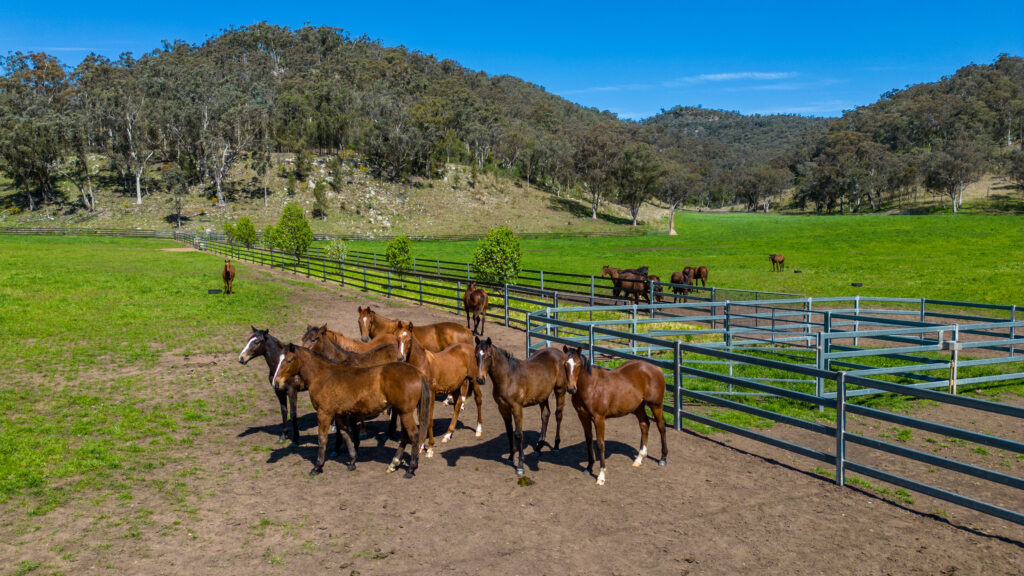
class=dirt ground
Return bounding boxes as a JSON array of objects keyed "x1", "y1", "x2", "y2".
[{"x1": 4, "y1": 261, "x2": 1023, "y2": 576}]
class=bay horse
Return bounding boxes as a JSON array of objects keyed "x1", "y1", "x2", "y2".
[
  {"x1": 396, "y1": 323, "x2": 481, "y2": 457},
  {"x1": 237, "y1": 327, "x2": 305, "y2": 445},
  {"x1": 463, "y1": 281, "x2": 489, "y2": 336},
  {"x1": 474, "y1": 337, "x2": 568, "y2": 476},
  {"x1": 562, "y1": 346, "x2": 667, "y2": 485},
  {"x1": 670, "y1": 270, "x2": 688, "y2": 303},
  {"x1": 302, "y1": 324, "x2": 401, "y2": 362},
  {"x1": 647, "y1": 274, "x2": 664, "y2": 303},
  {"x1": 357, "y1": 306, "x2": 472, "y2": 352},
  {"x1": 617, "y1": 271, "x2": 650, "y2": 304},
  {"x1": 691, "y1": 266, "x2": 709, "y2": 287},
  {"x1": 769, "y1": 254, "x2": 785, "y2": 272},
  {"x1": 305, "y1": 323, "x2": 399, "y2": 354},
  {"x1": 601, "y1": 266, "x2": 649, "y2": 300},
  {"x1": 222, "y1": 259, "x2": 235, "y2": 294},
  {"x1": 272, "y1": 344, "x2": 431, "y2": 477}
]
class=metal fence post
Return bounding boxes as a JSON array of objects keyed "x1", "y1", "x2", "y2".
[
  {"x1": 467, "y1": 263, "x2": 471, "y2": 280},
  {"x1": 1011, "y1": 305, "x2": 1017, "y2": 357},
  {"x1": 540, "y1": 270, "x2": 544, "y2": 291},
  {"x1": 503, "y1": 284, "x2": 510, "y2": 327},
  {"x1": 526, "y1": 312, "x2": 532, "y2": 353},
  {"x1": 419, "y1": 274, "x2": 423, "y2": 305},
  {"x1": 387, "y1": 270, "x2": 392, "y2": 298},
  {"x1": 835, "y1": 372, "x2": 846, "y2": 486},
  {"x1": 588, "y1": 324, "x2": 595, "y2": 364},
  {"x1": 674, "y1": 340, "x2": 683, "y2": 431},
  {"x1": 948, "y1": 326, "x2": 960, "y2": 395},
  {"x1": 373, "y1": 254, "x2": 377, "y2": 267},
  {"x1": 544, "y1": 308, "x2": 551, "y2": 348},
  {"x1": 854, "y1": 295, "x2": 860, "y2": 347}
]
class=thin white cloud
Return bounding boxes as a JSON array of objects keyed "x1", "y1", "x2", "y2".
[{"x1": 562, "y1": 71, "x2": 799, "y2": 95}]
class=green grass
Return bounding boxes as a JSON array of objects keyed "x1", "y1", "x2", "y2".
[
  {"x1": 0, "y1": 236, "x2": 290, "y2": 515},
  {"x1": 347, "y1": 212, "x2": 1024, "y2": 305}
]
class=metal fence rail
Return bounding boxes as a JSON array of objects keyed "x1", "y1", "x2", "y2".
[{"x1": 527, "y1": 300, "x2": 1024, "y2": 526}]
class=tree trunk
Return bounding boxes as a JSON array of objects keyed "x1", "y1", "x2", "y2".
[
  {"x1": 135, "y1": 171, "x2": 143, "y2": 205},
  {"x1": 668, "y1": 203, "x2": 678, "y2": 236}
]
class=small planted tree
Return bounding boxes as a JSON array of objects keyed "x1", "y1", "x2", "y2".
[
  {"x1": 386, "y1": 235, "x2": 413, "y2": 272},
  {"x1": 325, "y1": 238, "x2": 349, "y2": 261},
  {"x1": 471, "y1": 226, "x2": 521, "y2": 284},
  {"x1": 223, "y1": 221, "x2": 237, "y2": 244},
  {"x1": 233, "y1": 217, "x2": 258, "y2": 248},
  {"x1": 274, "y1": 202, "x2": 314, "y2": 262},
  {"x1": 262, "y1": 225, "x2": 277, "y2": 248}
]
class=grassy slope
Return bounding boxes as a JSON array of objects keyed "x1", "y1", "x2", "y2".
[
  {"x1": 348, "y1": 212, "x2": 1024, "y2": 305},
  {"x1": 0, "y1": 236, "x2": 290, "y2": 514}
]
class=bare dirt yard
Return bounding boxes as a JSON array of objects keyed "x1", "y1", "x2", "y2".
[{"x1": 3, "y1": 262, "x2": 1022, "y2": 575}]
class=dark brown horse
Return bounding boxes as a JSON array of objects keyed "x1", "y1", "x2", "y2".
[
  {"x1": 474, "y1": 337, "x2": 568, "y2": 476},
  {"x1": 272, "y1": 344, "x2": 431, "y2": 477},
  {"x1": 769, "y1": 253, "x2": 785, "y2": 272},
  {"x1": 238, "y1": 327, "x2": 305, "y2": 445},
  {"x1": 396, "y1": 323, "x2": 481, "y2": 457},
  {"x1": 691, "y1": 266, "x2": 709, "y2": 287},
  {"x1": 357, "y1": 306, "x2": 472, "y2": 352},
  {"x1": 222, "y1": 259, "x2": 235, "y2": 294},
  {"x1": 463, "y1": 281, "x2": 489, "y2": 336},
  {"x1": 602, "y1": 266, "x2": 649, "y2": 300},
  {"x1": 617, "y1": 271, "x2": 650, "y2": 303},
  {"x1": 670, "y1": 270, "x2": 688, "y2": 303},
  {"x1": 562, "y1": 346, "x2": 667, "y2": 485},
  {"x1": 647, "y1": 274, "x2": 664, "y2": 303}
]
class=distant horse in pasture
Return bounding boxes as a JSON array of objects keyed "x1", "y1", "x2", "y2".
[
  {"x1": 602, "y1": 266, "x2": 649, "y2": 300},
  {"x1": 272, "y1": 344, "x2": 430, "y2": 477},
  {"x1": 562, "y1": 346, "x2": 667, "y2": 486},
  {"x1": 691, "y1": 266, "x2": 708, "y2": 287},
  {"x1": 463, "y1": 281, "x2": 489, "y2": 336},
  {"x1": 475, "y1": 337, "x2": 568, "y2": 476},
  {"x1": 237, "y1": 327, "x2": 305, "y2": 445},
  {"x1": 769, "y1": 254, "x2": 785, "y2": 272},
  {"x1": 647, "y1": 274, "x2": 664, "y2": 303},
  {"x1": 357, "y1": 306, "x2": 472, "y2": 352},
  {"x1": 670, "y1": 270, "x2": 689, "y2": 303},
  {"x1": 222, "y1": 259, "x2": 235, "y2": 294}
]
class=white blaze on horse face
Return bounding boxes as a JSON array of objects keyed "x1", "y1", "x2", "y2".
[
  {"x1": 272, "y1": 353, "x2": 286, "y2": 388},
  {"x1": 398, "y1": 333, "x2": 407, "y2": 357},
  {"x1": 239, "y1": 336, "x2": 258, "y2": 362}
]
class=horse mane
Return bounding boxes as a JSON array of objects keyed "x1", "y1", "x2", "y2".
[
  {"x1": 496, "y1": 346, "x2": 520, "y2": 372},
  {"x1": 581, "y1": 353, "x2": 593, "y2": 375}
]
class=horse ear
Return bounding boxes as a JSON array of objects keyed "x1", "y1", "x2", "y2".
[
  {"x1": 562, "y1": 345, "x2": 569, "y2": 353},
  {"x1": 407, "y1": 321, "x2": 414, "y2": 330},
  {"x1": 287, "y1": 343, "x2": 296, "y2": 352},
  {"x1": 474, "y1": 336, "x2": 481, "y2": 345},
  {"x1": 319, "y1": 323, "x2": 327, "y2": 331},
  {"x1": 251, "y1": 325, "x2": 258, "y2": 332},
  {"x1": 486, "y1": 337, "x2": 492, "y2": 347}
]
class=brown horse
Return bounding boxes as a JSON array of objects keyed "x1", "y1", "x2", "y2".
[
  {"x1": 272, "y1": 344, "x2": 431, "y2": 477},
  {"x1": 602, "y1": 266, "x2": 649, "y2": 300},
  {"x1": 474, "y1": 337, "x2": 568, "y2": 476},
  {"x1": 222, "y1": 259, "x2": 235, "y2": 294},
  {"x1": 396, "y1": 323, "x2": 481, "y2": 457},
  {"x1": 691, "y1": 266, "x2": 709, "y2": 287},
  {"x1": 617, "y1": 271, "x2": 650, "y2": 303},
  {"x1": 302, "y1": 324, "x2": 401, "y2": 361},
  {"x1": 463, "y1": 281, "x2": 489, "y2": 336},
  {"x1": 238, "y1": 327, "x2": 306, "y2": 445},
  {"x1": 647, "y1": 274, "x2": 665, "y2": 303},
  {"x1": 602, "y1": 266, "x2": 625, "y2": 298},
  {"x1": 357, "y1": 306, "x2": 472, "y2": 352},
  {"x1": 670, "y1": 270, "x2": 688, "y2": 303},
  {"x1": 562, "y1": 346, "x2": 667, "y2": 485},
  {"x1": 769, "y1": 254, "x2": 785, "y2": 272}
]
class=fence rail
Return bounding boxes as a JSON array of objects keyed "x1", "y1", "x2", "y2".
[{"x1": 527, "y1": 299, "x2": 1024, "y2": 526}]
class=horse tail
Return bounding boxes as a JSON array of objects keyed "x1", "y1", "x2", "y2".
[{"x1": 417, "y1": 374, "x2": 431, "y2": 449}]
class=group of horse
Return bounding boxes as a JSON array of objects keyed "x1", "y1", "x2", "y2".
[
  {"x1": 602, "y1": 265, "x2": 709, "y2": 304},
  {"x1": 237, "y1": 303, "x2": 667, "y2": 485}
]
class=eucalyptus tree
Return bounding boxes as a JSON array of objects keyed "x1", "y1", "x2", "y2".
[
  {"x1": 59, "y1": 54, "x2": 113, "y2": 211},
  {"x1": 922, "y1": 142, "x2": 983, "y2": 213},
  {"x1": 572, "y1": 125, "x2": 622, "y2": 219},
  {"x1": 614, "y1": 143, "x2": 662, "y2": 226},
  {"x1": 105, "y1": 53, "x2": 160, "y2": 205}
]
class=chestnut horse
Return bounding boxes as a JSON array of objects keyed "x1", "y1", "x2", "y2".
[
  {"x1": 222, "y1": 259, "x2": 235, "y2": 294},
  {"x1": 357, "y1": 306, "x2": 472, "y2": 352},
  {"x1": 670, "y1": 270, "x2": 688, "y2": 303},
  {"x1": 304, "y1": 323, "x2": 399, "y2": 354},
  {"x1": 397, "y1": 323, "x2": 481, "y2": 457},
  {"x1": 769, "y1": 253, "x2": 785, "y2": 272},
  {"x1": 691, "y1": 266, "x2": 709, "y2": 287},
  {"x1": 302, "y1": 324, "x2": 401, "y2": 362},
  {"x1": 238, "y1": 327, "x2": 305, "y2": 445},
  {"x1": 272, "y1": 344, "x2": 431, "y2": 477},
  {"x1": 474, "y1": 337, "x2": 568, "y2": 476},
  {"x1": 463, "y1": 281, "x2": 489, "y2": 336},
  {"x1": 647, "y1": 274, "x2": 664, "y2": 303},
  {"x1": 601, "y1": 266, "x2": 649, "y2": 300},
  {"x1": 562, "y1": 346, "x2": 667, "y2": 485}
]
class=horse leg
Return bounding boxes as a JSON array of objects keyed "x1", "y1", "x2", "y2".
[
  {"x1": 512, "y1": 403, "x2": 526, "y2": 476},
  {"x1": 479, "y1": 311, "x2": 485, "y2": 336},
  {"x1": 337, "y1": 418, "x2": 358, "y2": 471},
  {"x1": 386, "y1": 408, "x2": 399, "y2": 441},
  {"x1": 535, "y1": 397, "x2": 551, "y2": 453},
  {"x1": 465, "y1": 307, "x2": 472, "y2": 330},
  {"x1": 331, "y1": 415, "x2": 345, "y2": 458},
  {"x1": 472, "y1": 378, "x2": 483, "y2": 437},
  {"x1": 274, "y1": 388, "x2": 289, "y2": 444},
  {"x1": 348, "y1": 417, "x2": 361, "y2": 457},
  {"x1": 552, "y1": 391, "x2": 566, "y2": 455},
  {"x1": 424, "y1": 393, "x2": 437, "y2": 457},
  {"x1": 389, "y1": 411, "x2": 420, "y2": 478},
  {"x1": 631, "y1": 405, "x2": 651, "y2": 467},
  {"x1": 576, "y1": 408, "x2": 595, "y2": 477},
  {"x1": 650, "y1": 400, "x2": 668, "y2": 466},
  {"x1": 594, "y1": 415, "x2": 608, "y2": 485},
  {"x1": 498, "y1": 404, "x2": 515, "y2": 467},
  {"x1": 288, "y1": 386, "x2": 300, "y2": 446},
  {"x1": 310, "y1": 411, "x2": 332, "y2": 476}
]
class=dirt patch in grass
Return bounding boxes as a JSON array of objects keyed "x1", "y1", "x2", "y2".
[{"x1": 2, "y1": 265, "x2": 1022, "y2": 575}]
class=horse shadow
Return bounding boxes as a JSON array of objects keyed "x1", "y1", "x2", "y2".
[{"x1": 261, "y1": 415, "x2": 415, "y2": 467}]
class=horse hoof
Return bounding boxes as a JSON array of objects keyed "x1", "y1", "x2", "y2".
[
  {"x1": 386, "y1": 466, "x2": 396, "y2": 474},
  {"x1": 475, "y1": 425, "x2": 483, "y2": 437},
  {"x1": 309, "y1": 468, "x2": 322, "y2": 476},
  {"x1": 404, "y1": 471, "x2": 415, "y2": 479},
  {"x1": 516, "y1": 467, "x2": 525, "y2": 477},
  {"x1": 329, "y1": 425, "x2": 337, "y2": 433},
  {"x1": 633, "y1": 456, "x2": 644, "y2": 467},
  {"x1": 658, "y1": 459, "x2": 667, "y2": 467},
  {"x1": 441, "y1": 433, "x2": 452, "y2": 443},
  {"x1": 347, "y1": 464, "x2": 357, "y2": 472},
  {"x1": 277, "y1": 436, "x2": 287, "y2": 443},
  {"x1": 426, "y1": 448, "x2": 434, "y2": 458}
]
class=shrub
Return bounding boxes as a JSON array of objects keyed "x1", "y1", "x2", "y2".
[
  {"x1": 471, "y1": 226, "x2": 521, "y2": 284},
  {"x1": 324, "y1": 238, "x2": 348, "y2": 261},
  {"x1": 233, "y1": 217, "x2": 258, "y2": 248},
  {"x1": 274, "y1": 202, "x2": 314, "y2": 260},
  {"x1": 261, "y1": 225, "x2": 278, "y2": 248},
  {"x1": 385, "y1": 235, "x2": 413, "y2": 272},
  {"x1": 223, "y1": 222, "x2": 236, "y2": 243},
  {"x1": 312, "y1": 181, "x2": 329, "y2": 220}
]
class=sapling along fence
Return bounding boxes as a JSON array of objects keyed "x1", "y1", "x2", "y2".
[{"x1": 526, "y1": 298, "x2": 1024, "y2": 526}]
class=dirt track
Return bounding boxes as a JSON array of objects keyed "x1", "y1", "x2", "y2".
[{"x1": 4, "y1": 261, "x2": 1022, "y2": 575}]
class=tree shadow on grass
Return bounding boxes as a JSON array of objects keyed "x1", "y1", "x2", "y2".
[{"x1": 548, "y1": 196, "x2": 633, "y2": 226}]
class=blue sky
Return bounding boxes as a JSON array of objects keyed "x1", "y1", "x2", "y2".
[{"x1": 2, "y1": 1, "x2": 1021, "y2": 120}]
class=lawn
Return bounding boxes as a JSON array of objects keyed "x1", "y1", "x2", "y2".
[{"x1": 344, "y1": 212, "x2": 1024, "y2": 305}]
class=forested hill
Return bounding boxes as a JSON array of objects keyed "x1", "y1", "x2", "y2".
[
  {"x1": 643, "y1": 107, "x2": 829, "y2": 165},
  {"x1": 1, "y1": 22, "x2": 1022, "y2": 224}
]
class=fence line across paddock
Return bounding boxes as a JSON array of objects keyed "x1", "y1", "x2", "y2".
[{"x1": 5, "y1": 226, "x2": 1024, "y2": 526}]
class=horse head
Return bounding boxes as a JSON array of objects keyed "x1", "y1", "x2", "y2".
[
  {"x1": 396, "y1": 321, "x2": 415, "y2": 360},
  {"x1": 357, "y1": 306, "x2": 374, "y2": 342},
  {"x1": 562, "y1": 345, "x2": 585, "y2": 395},
  {"x1": 238, "y1": 326, "x2": 269, "y2": 364},
  {"x1": 473, "y1": 336, "x2": 494, "y2": 385},
  {"x1": 301, "y1": 324, "x2": 328, "y2": 348},
  {"x1": 272, "y1": 343, "x2": 302, "y2": 391}
]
